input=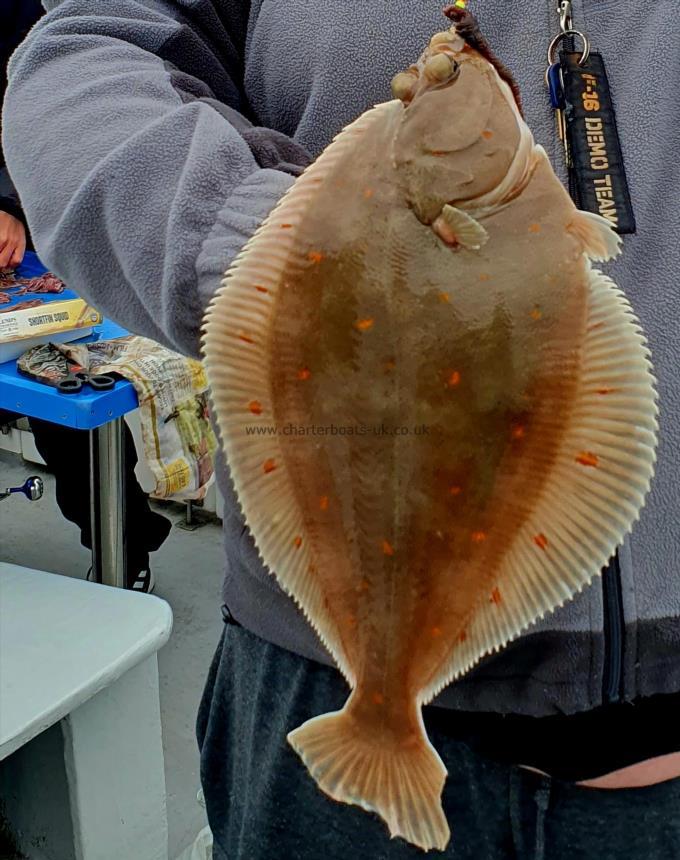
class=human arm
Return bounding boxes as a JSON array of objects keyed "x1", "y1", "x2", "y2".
[{"x1": 1, "y1": 0, "x2": 311, "y2": 357}]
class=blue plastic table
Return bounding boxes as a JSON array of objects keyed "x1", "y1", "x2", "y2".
[
  {"x1": 0, "y1": 317, "x2": 137, "y2": 429},
  {"x1": 0, "y1": 253, "x2": 138, "y2": 588}
]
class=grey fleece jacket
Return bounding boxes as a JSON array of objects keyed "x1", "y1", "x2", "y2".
[{"x1": 3, "y1": 0, "x2": 678, "y2": 716}]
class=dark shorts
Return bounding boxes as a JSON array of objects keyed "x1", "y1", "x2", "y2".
[{"x1": 196, "y1": 622, "x2": 680, "y2": 860}]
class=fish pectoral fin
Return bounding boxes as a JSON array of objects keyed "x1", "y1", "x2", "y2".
[
  {"x1": 433, "y1": 204, "x2": 489, "y2": 250},
  {"x1": 566, "y1": 210, "x2": 622, "y2": 262},
  {"x1": 288, "y1": 705, "x2": 450, "y2": 852}
]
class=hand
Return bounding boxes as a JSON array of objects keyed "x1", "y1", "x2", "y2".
[{"x1": 0, "y1": 211, "x2": 27, "y2": 271}]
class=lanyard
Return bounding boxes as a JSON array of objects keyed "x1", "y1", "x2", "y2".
[{"x1": 544, "y1": 1, "x2": 636, "y2": 233}]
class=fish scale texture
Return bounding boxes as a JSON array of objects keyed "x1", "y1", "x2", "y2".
[{"x1": 3, "y1": 0, "x2": 679, "y2": 716}]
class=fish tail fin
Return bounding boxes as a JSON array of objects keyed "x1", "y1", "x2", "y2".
[{"x1": 287, "y1": 705, "x2": 450, "y2": 852}]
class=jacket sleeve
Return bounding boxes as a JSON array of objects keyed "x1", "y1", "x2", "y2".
[{"x1": 1, "y1": 0, "x2": 312, "y2": 358}]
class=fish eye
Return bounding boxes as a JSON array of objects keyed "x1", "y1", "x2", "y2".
[{"x1": 424, "y1": 53, "x2": 460, "y2": 84}]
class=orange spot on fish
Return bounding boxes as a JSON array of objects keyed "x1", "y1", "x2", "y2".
[
  {"x1": 438, "y1": 292, "x2": 450, "y2": 303},
  {"x1": 471, "y1": 531, "x2": 486, "y2": 543},
  {"x1": 382, "y1": 539, "x2": 395, "y2": 556},
  {"x1": 263, "y1": 459, "x2": 277, "y2": 474},
  {"x1": 490, "y1": 587, "x2": 502, "y2": 605},
  {"x1": 319, "y1": 496, "x2": 329, "y2": 511},
  {"x1": 358, "y1": 578, "x2": 370, "y2": 592},
  {"x1": 596, "y1": 387, "x2": 616, "y2": 395},
  {"x1": 511, "y1": 425, "x2": 525, "y2": 440},
  {"x1": 384, "y1": 358, "x2": 396, "y2": 371},
  {"x1": 449, "y1": 485, "x2": 462, "y2": 496},
  {"x1": 293, "y1": 535, "x2": 303, "y2": 549},
  {"x1": 479, "y1": 273, "x2": 491, "y2": 282},
  {"x1": 534, "y1": 533, "x2": 549, "y2": 550},
  {"x1": 431, "y1": 626, "x2": 443, "y2": 637},
  {"x1": 576, "y1": 451, "x2": 599, "y2": 467},
  {"x1": 429, "y1": 150, "x2": 449, "y2": 157},
  {"x1": 530, "y1": 307, "x2": 543, "y2": 320},
  {"x1": 482, "y1": 130, "x2": 494, "y2": 140},
  {"x1": 237, "y1": 332, "x2": 255, "y2": 344},
  {"x1": 529, "y1": 223, "x2": 542, "y2": 233},
  {"x1": 447, "y1": 370, "x2": 461, "y2": 387},
  {"x1": 363, "y1": 188, "x2": 375, "y2": 199},
  {"x1": 254, "y1": 285, "x2": 269, "y2": 293},
  {"x1": 347, "y1": 615, "x2": 357, "y2": 627},
  {"x1": 297, "y1": 367, "x2": 311, "y2": 380},
  {"x1": 355, "y1": 318, "x2": 374, "y2": 332},
  {"x1": 372, "y1": 692, "x2": 385, "y2": 705},
  {"x1": 280, "y1": 223, "x2": 293, "y2": 229},
  {"x1": 458, "y1": 630, "x2": 467, "y2": 643},
  {"x1": 307, "y1": 251, "x2": 325, "y2": 264},
  {"x1": 248, "y1": 400, "x2": 263, "y2": 415}
]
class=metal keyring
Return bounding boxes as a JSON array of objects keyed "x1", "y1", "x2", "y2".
[{"x1": 547, "y1": 30, "x2": 591, "y2": 68}]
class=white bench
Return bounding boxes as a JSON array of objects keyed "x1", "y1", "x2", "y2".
[{"x1": 0, "y1": 562, "x2": 173, "y2": 860}]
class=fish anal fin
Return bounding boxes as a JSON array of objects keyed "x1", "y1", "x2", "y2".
[
  {"x1": 420, "y1": 266, "x2": 657, "y2": 704},
  {"x1": 433, "y1": 204, "x2": 489, "y2": 250},
  {"x1": 567, "y1": 210, "x2": 622, "y2": 262},
  {"x1": 288, "y1": 700, "x2": 450, "y2": 852}
]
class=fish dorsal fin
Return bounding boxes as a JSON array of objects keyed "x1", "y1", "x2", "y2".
[
  {"x1": 202, "y1": 100, "x2": 400, "y2": 682},
  {"x1": 419, "y1": 267, "x2": 658, "y2": 704}
]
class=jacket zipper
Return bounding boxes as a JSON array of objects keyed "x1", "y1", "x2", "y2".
[
  {"x1": 601, "y1": 553, "x2": 625, "y2": 704},
  {"x1": 550, "y1": 1, "x2": 626, "y2": 707}
]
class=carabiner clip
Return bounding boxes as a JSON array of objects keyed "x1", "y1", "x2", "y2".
[{"x1": 558, "y1": 0, "x2": 573, "y2": 34}]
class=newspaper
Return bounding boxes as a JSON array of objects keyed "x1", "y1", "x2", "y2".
[{"x1": 54, "y1": 337, "x2": 217, "y2": 500}]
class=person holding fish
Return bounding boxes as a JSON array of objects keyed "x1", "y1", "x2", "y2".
[{"x1": 4, "y1": 1, "x2": 679, "y2": 857}]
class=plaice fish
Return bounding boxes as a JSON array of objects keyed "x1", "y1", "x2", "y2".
[{"x1": 202, "y1": 6, "x2": 658, "y2": 852}]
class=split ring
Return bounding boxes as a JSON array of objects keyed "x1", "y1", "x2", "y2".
[{"x1": 546, "y1": 30, "x2": 591, "y2": 68}]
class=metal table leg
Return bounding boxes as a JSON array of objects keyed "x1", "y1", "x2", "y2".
[{"x1": 89, "y1": 419, "x2": 126, "y2": 588}]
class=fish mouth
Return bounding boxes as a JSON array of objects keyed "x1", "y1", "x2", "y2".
[{"x1": 391, "y1": 10, "x2": 523, "y2": 119}]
